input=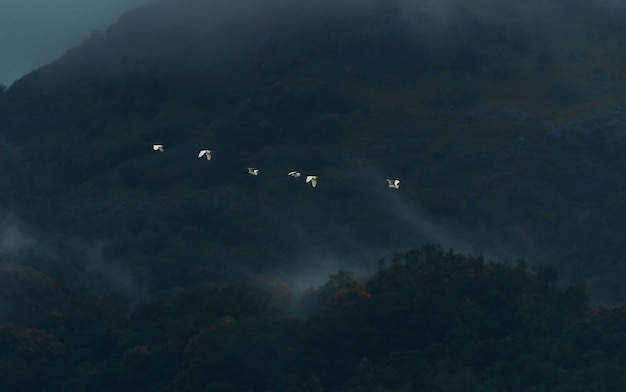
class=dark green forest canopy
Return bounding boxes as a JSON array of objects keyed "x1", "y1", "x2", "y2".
[
  {"x1": 2, "y1": 245, "x2": 626, "y2": 391},
  {"x1": 1, "y1": 0, "x2": 626, "y2": 301},
  {"x1": 2, "y1": 1, "x2": 626, "y2": 389}
]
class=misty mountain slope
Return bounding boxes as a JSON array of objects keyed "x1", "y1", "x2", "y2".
[
  {"x1": 2, "y1": 0, "x2": 626, "y2": 299},
  {"x1": 5, "y1": 246, "x2": 626, "y2": 392}
]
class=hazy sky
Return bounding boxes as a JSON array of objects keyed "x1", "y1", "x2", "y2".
[
  {"x1": 2, "y1": 0, "x2": 625, "y2": 88},
  {"x1": 0, "y1": 0, "x2": 154, "y2": 86}
]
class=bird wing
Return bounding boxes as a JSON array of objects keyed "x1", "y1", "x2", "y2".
[{"x1": 198, "y1": 150, "x2": 212, "y2": 160}]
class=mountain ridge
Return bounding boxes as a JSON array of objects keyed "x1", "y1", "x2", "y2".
[{"x1": 1, "y1": 0, "x2": 626, "y2": 301}]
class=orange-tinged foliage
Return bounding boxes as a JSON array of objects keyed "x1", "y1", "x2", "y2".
[
  {"x1": 0, "y1": 323, "x2": 63, "y2": 357},
  {"x1": 327, "y1": 281, "x2": 372, "y2": 308}
]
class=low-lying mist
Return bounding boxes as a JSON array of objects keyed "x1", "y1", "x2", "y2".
[
  {"x1": 4, "y1": 0, "x2": 626, "y2": 309},
  {"x1": 267, "y1": 157, "x2": 545, "y2": 294}
]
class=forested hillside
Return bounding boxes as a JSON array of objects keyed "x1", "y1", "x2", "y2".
[
  {"x1": 2, "y1": 0, "x2": 626, "y2": 388},
  {"x1": 1, "y1": 0, "x2": 626, "y2": 299},
  {"x1": 5, "y1": 245, "x2": 626, "y2": 391}
]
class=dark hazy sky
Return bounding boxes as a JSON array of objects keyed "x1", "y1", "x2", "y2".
[
  {"x1": 0, "y1": 0, "x2": 154, "y2": 86},
  {"x1": 1, "y1": 0, "x2": 624, "y2": 88}
]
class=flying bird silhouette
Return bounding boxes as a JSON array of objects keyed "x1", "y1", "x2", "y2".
[
  {"x1": 387, "y1": 179, "x2": 400, "y2": 189},
  {"x1": 306, "y1": 175, "x2": 318, "y2": 187},
  {"x1": 198, "y1": 149, "x2": 212, "y2": 160}
]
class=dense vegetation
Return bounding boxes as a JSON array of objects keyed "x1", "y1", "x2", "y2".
[
  {"x1": 2, "y1": 0, "x2": 626, "y2": 389},
  {"x1": 0, "y1": 0, "x2": 626, "y2": 300},
  {"x1": 4, "y1": 245, "x2": 626, "y2": 391}
]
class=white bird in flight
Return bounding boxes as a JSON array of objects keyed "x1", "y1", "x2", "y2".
[
  {"x1": 288, "y1": 171, "x2": 301, "y2": 178},
  {"x1": 248, "y1": 167, "x2": 260, "y2": 175},
  {"x1": 306, "y1": 175, "x2": 318, "y2": 187},
  {"x1": 198, "y1": 149, "x2": 212, "y2": 160},
  {"x1": 387, "y1": 179, "x2": 400, "y2": 189},
  {"x1": 153, "y1": 144, "x2": 164, "y2": 152}
]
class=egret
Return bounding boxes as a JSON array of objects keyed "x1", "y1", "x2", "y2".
[
  {"x1": 153, "y1": 144, "x2": 164, "y2": 152},
  {"x1": 288, "y1": 171, "x2": 301, "y2": 178},
  {"x1": 248, "y1": 167, "x2": 260, "y2": 175},
  {"x1": 306, "y1": 175, "x2": 318, "y2": 187},
  {"x1": 198, "y1": 149, "x2": 212, "y2": 160},
  {"x1": 387, "y1": 179, "x2": 400, "y2": 189}
]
